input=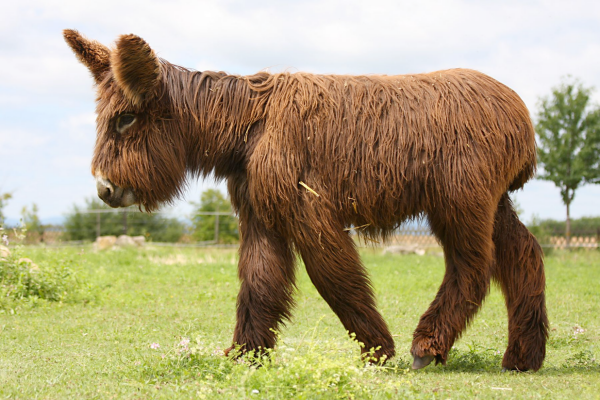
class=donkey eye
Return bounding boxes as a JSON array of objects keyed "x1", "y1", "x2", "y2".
[{"x1": 116, "y1": 114, "x2": 136, "y2": 133}]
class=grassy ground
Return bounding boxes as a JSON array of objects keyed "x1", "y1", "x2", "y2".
[{"x1": 0, "y1": 245, "x2": 598, "y2": 399}]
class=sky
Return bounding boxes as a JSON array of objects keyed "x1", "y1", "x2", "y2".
[{"x1": 1, "y1": 0, "x2": 599, "y2": 225}]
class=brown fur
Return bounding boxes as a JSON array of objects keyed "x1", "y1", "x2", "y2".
[
  {"x1": 63, "y1": 30, "x2": 110, "y2": 83},
  {"x1": 64, "y1": 30, "x2": 548, "y2": 371},
  {"x1": 110, "y1": 34, "x2": 161, "y2": 106}
]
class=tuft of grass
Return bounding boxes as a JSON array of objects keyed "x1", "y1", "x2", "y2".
[{"x1": 563, "y1": 349, "x2": 599, "y2": 370}]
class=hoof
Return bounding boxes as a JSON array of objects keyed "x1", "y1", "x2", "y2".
[
  {"x1": 412, "y1": 354, "x2": 435, "y2": 370},
  {"x1": 224, "y1": 345, "x2": 243, "y2": 358}
]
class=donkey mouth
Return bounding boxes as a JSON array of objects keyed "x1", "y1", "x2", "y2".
[{"x1": 95, "y1": 174, "x2": 137, "y2": 208}]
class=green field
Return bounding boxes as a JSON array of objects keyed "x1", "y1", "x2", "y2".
[{"x1": 1, "y1": 245, "x2": 598, "y2": 399}]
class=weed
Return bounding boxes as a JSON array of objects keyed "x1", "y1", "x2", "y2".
[
  {"x1": 563, "y1": 350, "x2": 599, "y2": 370},
  {"x1": 0, "y1": 231, "x2": 96, "y2": 310}
]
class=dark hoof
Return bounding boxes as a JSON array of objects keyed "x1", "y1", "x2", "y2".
[
  {"x1": 224, "y1": 345, "x2": 243, "y2": 358},
  {"x1": 412, "y1": 354, "x2": 435, "y2": 370}
]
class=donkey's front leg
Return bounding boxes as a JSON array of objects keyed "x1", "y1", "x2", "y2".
[
  {"x1": 225, "y1": 210, "x2": 297, "y2": 357},
  {"x1": 291, "y1": 204, "x2": 395, "y2": 363}
]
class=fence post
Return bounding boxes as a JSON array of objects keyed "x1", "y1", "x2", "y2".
[
  {"x1": 96, "y1": 212, "x2": 101, "y2": 238},
  {"x1": 214, "y1": 213, "x2": 220, "y2": 244},
  {"x1": 122, "y1": 209, "x2": 127, "y2": 235}
]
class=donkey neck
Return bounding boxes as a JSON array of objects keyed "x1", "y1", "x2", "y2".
[{"x1": 162, "y1": 64, "x2": 273, "y2": 178}]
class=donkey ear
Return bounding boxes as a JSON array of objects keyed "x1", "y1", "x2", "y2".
[
  {"x1": 63, "y1": 29, "x2": 111, "y2": 83},
  {"x1": 111, "y1": 34, "x2": 161, "y2": 106}
]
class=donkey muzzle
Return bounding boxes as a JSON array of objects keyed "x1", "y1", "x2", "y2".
[{"x1": 95, "y1": 174, "x2": 137, "y2": 208}]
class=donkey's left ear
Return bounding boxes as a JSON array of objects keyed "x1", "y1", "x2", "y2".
[{"x1": 111, "y1": 34, "x2": 161, "y2": 106}]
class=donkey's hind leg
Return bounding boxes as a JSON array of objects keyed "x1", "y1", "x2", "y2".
[
  {"x1": 492, "y1": 193, "x2": 548, "y2": 371},
  {"x1": 411, "y1": 198, "x2": 496, "y2": 368}
]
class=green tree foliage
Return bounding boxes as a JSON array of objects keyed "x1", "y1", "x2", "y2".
[
  {"x1": 64, "y1": 197, "x2": 185, "y2": 242},
  {"x1": 0, "y1": 190, "x2": 12, "y2": 226},
  {"x1": 191, "y1": 189, "x2": 238, "y2": 244},
  {"x1": 22, "y1": 204, "x2": 42, "y2": 232},
  {"x1": 536, "y1": 78, "x2": 600, "y2": 242},
  {"x1": 21, "y1": 203, "x2": 44, "y2": 243}
]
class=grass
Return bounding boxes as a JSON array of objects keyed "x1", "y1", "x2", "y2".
[{"x1": 0, "y1": 245, "x2": 598, "y2": 399}]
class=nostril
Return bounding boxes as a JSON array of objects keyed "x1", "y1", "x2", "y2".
[
  {"x1": 100, "y1": 184, "x2": 113, "y2": 200},
  {"x1": 96, "y1": 177, "x2": 115, "y2": 202}
]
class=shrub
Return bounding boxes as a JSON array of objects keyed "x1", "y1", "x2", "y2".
[{"x1": 0, "y1": 228, "x2": 95, "y2": 309}]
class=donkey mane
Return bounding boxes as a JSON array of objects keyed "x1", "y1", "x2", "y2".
[{"x1": 161, "y1": 65, "x2": 272, "y2": 177}]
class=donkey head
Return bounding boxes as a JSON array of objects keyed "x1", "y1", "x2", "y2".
[{"x1": 64, "y1": 30, "x2": 186, "y2": 211}]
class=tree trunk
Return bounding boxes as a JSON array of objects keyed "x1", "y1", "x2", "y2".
[{"x1": 566, "y1": 200, "x2": 571, "y2": 248}]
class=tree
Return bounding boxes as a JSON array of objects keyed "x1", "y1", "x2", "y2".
[
  {"x1": 21, "y1": 203, "x2": 44, "y2": 243},
  {"x1": 0, "y1": 190, "x2": 12, "y2": 227},
  {"x1": 64, "y1": 197, "x2": 185, "y2": 242},
  {"x1": 191, "y1": 189, "x2": 238, "y2": 244},
  {"x1": 536, "y1": 78, "x2": 600, "y2": 244}
]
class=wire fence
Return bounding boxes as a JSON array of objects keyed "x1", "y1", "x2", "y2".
[
  {"x1": 37, "y1": 208, "x2": 237, "y2": 245},
  {"x1": 6, "y1": 209, "x2": 599, "y2": 251}
]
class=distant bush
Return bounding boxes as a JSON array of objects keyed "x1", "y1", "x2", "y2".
[
  {"x1": 64, "y1": 197, "x2": 186, "y2": 242},
  {"x1": 528, "y1": 216, "x2": 600, "y2": 238}
]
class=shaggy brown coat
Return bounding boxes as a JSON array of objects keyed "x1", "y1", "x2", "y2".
[{"x1": 64, "y1": 30, "x2": 548, "y2": 371}]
